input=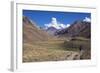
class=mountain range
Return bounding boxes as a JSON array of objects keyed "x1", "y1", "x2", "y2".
[
  {"x1": 23, "y1": 16, "x2": 91, "y2": 43},
  {"x1": 55, "y1": 21, "x2": 91, "y2": 38}
]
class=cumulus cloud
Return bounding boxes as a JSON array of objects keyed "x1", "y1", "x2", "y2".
[
  {"x1": 44, "y1": 17, "x2": 70, "y2": 29},
  {"x1": 83, "y1": 17, "x2": 91, "y2": 22},
  {"x1": 66, "y1": 24, "x2": 70, "y2": 28}
]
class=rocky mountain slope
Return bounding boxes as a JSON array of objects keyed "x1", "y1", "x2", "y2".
[
  {"x1": 23, "y1": 16, "x2": 52, "y2": 43},
  {"x1": 46, "y1": 26, "x2": 58, "y2": 36},
  {"x1": 55, "y1": 21, "x2": 91, "y2": 38}
]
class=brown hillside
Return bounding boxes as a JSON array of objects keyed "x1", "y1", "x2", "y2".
[{"x1": 23, "y1": 16, "x2": 52, "y2": 44}]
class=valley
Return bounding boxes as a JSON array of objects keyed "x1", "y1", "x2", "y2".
[{"x1": 23, "y1": 16, "x2": 91, "y2": 62}]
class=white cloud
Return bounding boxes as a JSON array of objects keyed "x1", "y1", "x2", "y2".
[
  {"x1": 60, "y1": 24, "x2": 70, "y2": 28},
  {"x1": 44, "y1": 17, "x2": 70, "y2": 29},
  {"x1": 83, "y1": 17, "x2": 91, "y2": 22},
  {"x1": 66, "y1": 24, "x2": 70, "y2": 28}
]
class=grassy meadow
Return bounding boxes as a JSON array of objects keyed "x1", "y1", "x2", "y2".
[{"x1": 23, "y1": 37, "x2": 90, "y2": 62}]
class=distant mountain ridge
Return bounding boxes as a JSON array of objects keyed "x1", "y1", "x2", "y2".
[
  {"x1": 55, "y1": 21, "x2": 91, "y2": 38},
  {"x1": 46, "y1": 26, "x2": 58, "y2": 36}
]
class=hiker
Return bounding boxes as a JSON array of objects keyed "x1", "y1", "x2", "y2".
[
  {"x1": 79, "y1": 46, "x2": 84, "y2": 59},
  {"x1": 79, "y1": 46, "x2": 82, "y2": 51}
]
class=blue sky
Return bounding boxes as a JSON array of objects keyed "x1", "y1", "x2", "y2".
[{"x1": 23, "y1": 10, "x2": 91, "y2": 28}]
